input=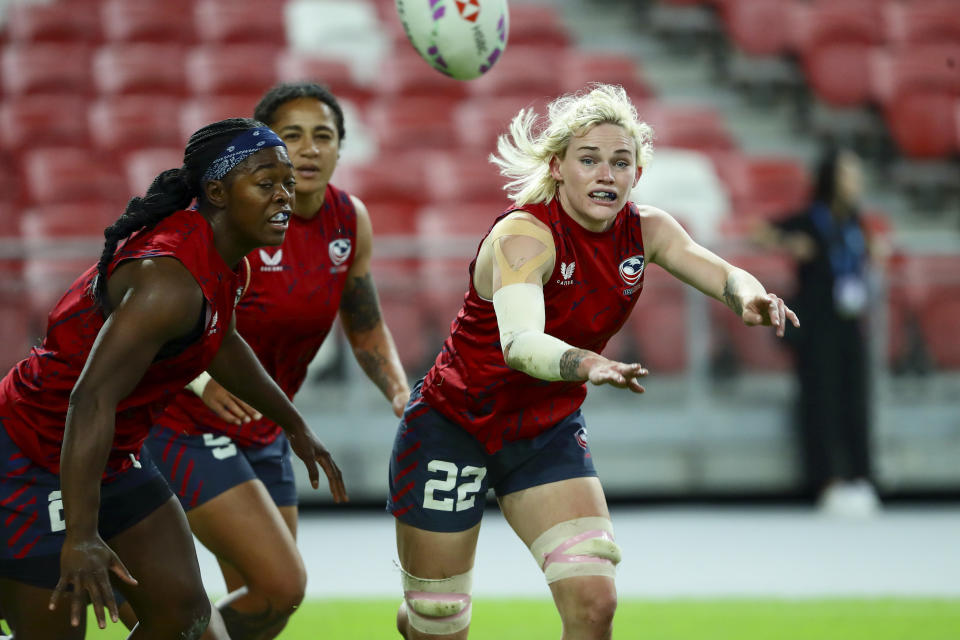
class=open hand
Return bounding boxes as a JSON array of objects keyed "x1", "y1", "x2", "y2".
[
  {"x1": 741, "y1": 292, "x2": 800, "y2": 337},
  {"x1": 286, "y1": 425, "x2": 348, "y2": 503},
  {"x1": 587, "y1": 360, "x2": 648, "y2": 394},
  {"x1": 51, "y1": 535, "x2": 137, "y2": 629}
]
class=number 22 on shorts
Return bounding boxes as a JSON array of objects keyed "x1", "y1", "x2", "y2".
[{"x1": 423, "y1": 460, "x2": 487, "y2": 512}]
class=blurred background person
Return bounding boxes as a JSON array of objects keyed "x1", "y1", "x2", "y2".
[{"x1": 755, "y1": 147, "x2": 883, "y2": 517}]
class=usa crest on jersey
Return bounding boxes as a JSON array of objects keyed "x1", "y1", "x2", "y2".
[{"x1": 328, "y1": 238, "x2": 351, "y2": 272}]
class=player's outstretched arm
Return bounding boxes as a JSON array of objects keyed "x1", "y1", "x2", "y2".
[
  {"x1": 641, "y1": 206, "x2": 799, "y2": 337},
  {"x1": 55, "y1": 257, "x2": 203, "y2": 630},
  {"x1": 340, "y1": 197, "x2": 410, "y2": 417},
  {"x1": 206, "y1": 317, "x2": 347, "y2": 502},
  {"x1": 486, "y1": 213, "x2": 648, "y2": 392}
]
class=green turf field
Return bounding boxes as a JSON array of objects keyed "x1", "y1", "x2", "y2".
[{"x1": 76, "y1": 598, "x2": 959, "y2": 639}]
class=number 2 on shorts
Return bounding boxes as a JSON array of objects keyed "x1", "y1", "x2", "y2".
[{"x1": 423, "y1": 460, "x2": 487, "y2": 512}]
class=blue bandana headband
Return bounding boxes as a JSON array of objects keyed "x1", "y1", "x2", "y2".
[{"x1": 201, "y1": 127, "x2": 286, "y2": 182}]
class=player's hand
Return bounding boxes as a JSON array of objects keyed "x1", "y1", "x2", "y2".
[
  {"x1": 587, "y1": 359, "x2": 647, "y2": 394},
  {"x1": 51, "y1": 535, "x2": 137, "y2": 629},
  {"x1": 201, "y1": 378, "x2": 262, "y2": 425},
  {"x1": 286, "y1": 424, "x2": 348, "y2": 503},
  {"x1": 741, "y1": 292, "x2": 800, "y2": 337},
  {"x1": 391, "y1": 388, "x2": 410, "y2": 418}
]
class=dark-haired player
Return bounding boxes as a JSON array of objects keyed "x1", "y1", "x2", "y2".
[
  {"x1": 140, "y1": 83, "x2": 409, "y2": 639},
  {"x1": 0, "y1": 118, "x2": 346, "y2": 638}
]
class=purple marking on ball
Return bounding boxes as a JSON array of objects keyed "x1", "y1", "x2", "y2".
[
  {"x1": 497, "y1": 15, "x2": 506, "y2": 42},
  {"x1": 427, "y1": 45, "x2": 439, "y2": 55},
  {"x1": 479, "y1": 47, "x2": 502, "y2": 74},
  {"x1": 432, "y1": 6, "x2": 446, "y2": 20},
  {"x1": 429, "y1": 0, "x2": 441, "y2": 7},
  {"x1": 433, "y1": 54, "x2": 449, "y2": 69}
]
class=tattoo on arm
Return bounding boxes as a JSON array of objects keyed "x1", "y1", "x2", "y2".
[
  {"x1": 340, "y1": 273, "x2": 382, "y2": 333},
  {"x1": 559, "y1": 348, "x2": 589, "y2": 381},
  {"x1": 723, "y1": 277, "x2": 743, "y2": 316},
  {"x1": 354, "y1": 348, "x2": 391, "y2": 396}
]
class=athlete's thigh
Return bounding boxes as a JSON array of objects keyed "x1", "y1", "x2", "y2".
[
  {"x1": 388, "y1": 385, "x2": 489, "y2": 576},
  {"x1": 107, "y1": 496, "x2": 207, "y2": 616},
  {"x1": 0, "y1": 579, "x2": 84, "y2": 640},
  {"x1": 278, "y1": 505, "x2": 298, "y2": 540},
  {"x1": 186, "y1": 479, "x2": 301, "y2": 582},
  {"x1": 498, "y1": 477, "x2": 609, "y2": 546}
]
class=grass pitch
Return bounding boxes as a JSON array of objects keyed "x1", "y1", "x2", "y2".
[{"x1": 79, "y1": 598, "x2": 959, "y2": 639}]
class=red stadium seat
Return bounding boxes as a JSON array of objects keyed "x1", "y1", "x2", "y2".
[
  {"x1": 100, "y1": 0, "x2": 195, "y2": 44},
  {"x1": 560, "y1": 52, "x2": 653, "y2": 102},
  {"x1": 275, "y1": 52, "x2": 373, "y2": 107},
  {"x1": 884, "y1": 92, "x2": 957, "y2": 158},
  {"x1": 508, "y1": 4, "x2": 571, "y2": 50},
  {"x1": 124, "y1": 148, "x2": 184, "y2": 196},
  {"x1": 179, "y1": 96, "x2": 259, "y2": 140},
  {"x1": 869, "y1": 45, "x2": 960, "y2": 105},
  {"x1": 185, "y1": 45, "x2": 280, "y2": 98},
  {"x1": 713, "y1": 153, "x2": 811, "y2": 219},
  {"x1": 5, "y1": 2, "x2": 101, "y2": 44},
  {"x1": 720, "y1": 0, "x2": 797, "y2": 56},
  {"x1": 793, "y1": 0, "x2": 886, "y2": 53},
  {"x1": 0, "y1": 96, "x2": 90, "y2": 151},
  {"x1": 89, "y1": 96, "x2": 184, "y2": 153},
  {"x1": 885, "y1": 0, "x2": 960, "y2": 47},
  {"x1": 1, "y1": 44, "x2": 93, "y2": 97},
  {"x1": 643, "y1": 104, "x2": 736, "y2": 154},
  {"x1": 92, "y1": 44, "x2": 189, "y2": 97},
  {"x1": 193, "y1": 0, "x2": 287, "y2": 45},
  {"x1": 377, "y1": 51, "x2": 468, "y2": 100},
  {"x1": 420, "y1": 150, "x2": 507, "y2": 206},
  {"x1": 20, "y1": 202, "x2": 120, "y2": 323},
  {"x1": 888, "y1": 253, "x2": 960, "y2": 370},
  {"x1": 366, "y1": 96, "x2": 461, "y2": 152},
  {"x1": 466, "y1": 46, "x2": 564, "y2": 102},
  {"x1": 709, "y1": 252, "x2": 795, "y2": 371},
  {"x1": 20, "y1": 148, "x2": 126, "y2": 208},
  {"x1": 623, "y1": 272, "x2": 688, "y2": 374},
  {"x1": 416, "y1": 203, "x2": 495, "y2": 347},
  {"x1": 802, "y1": 43, "x2": 876, "y2": 107},
  {"x1": 453, "y1": 96, "x2": 551, "y2": 153}
]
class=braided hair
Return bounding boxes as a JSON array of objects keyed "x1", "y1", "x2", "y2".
[
  {"x1": 253, "y1": 81, "x2": 346, "y2": 143},
  {"x1": 92, "y1": 117, "x2": 264, "y2": 310}
]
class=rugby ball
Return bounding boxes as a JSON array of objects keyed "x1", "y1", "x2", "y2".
[{"x1": 395, "y1": 0, "x2": 509, "y2": 80}]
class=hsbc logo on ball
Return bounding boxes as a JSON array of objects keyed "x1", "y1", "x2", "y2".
[{"x1": 455, "y1": 0, "x2": 481, "y2": 22}]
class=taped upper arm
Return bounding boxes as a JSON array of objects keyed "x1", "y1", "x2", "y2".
[{"x1": 488, "y1": 215, "x2": 556, "y2": 290}]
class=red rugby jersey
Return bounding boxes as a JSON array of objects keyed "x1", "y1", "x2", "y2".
[
  {"x1": 421, "y1": 198, "x2": 646, "y2": 453},
  {"x1": 157, "y1": 183, "x2": 358, "y2": 447},
  {"x1": 0, "y1": 210, "x2": 244, "y2": 479}
]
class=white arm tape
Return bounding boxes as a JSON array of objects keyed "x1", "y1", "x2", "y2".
[
  {"x1": 492, "y1": 283, "x2": 574, "y2": 381},
  {"x1": 185, "y1": 371, "x2": 212, "y2": 397}
]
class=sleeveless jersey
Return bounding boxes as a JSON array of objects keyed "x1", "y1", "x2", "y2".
[
  {"x1": 0, "y1": 210, "x2": 244, "y2": 479},
  {"x1": 157, "y1": 183, "x2": 358, "y2": 447},
  {"x1": 421, "y1": 198, "x2": 646, "y2": 453}
]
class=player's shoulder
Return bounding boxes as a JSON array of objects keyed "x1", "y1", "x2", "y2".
[{"x1": 496, "y1": 208, "x2": 551, "y2": 234}]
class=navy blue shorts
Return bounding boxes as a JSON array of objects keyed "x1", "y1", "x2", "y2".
[
  {"x1": 0, "y1": 425, "x2": 173, "y2": 590},
  {"x1": 386, "y1": 382, "x2": 598, "y2": 532},
  {"x1": 144, "y1": 425, "x2": 297, "y2": 510}
]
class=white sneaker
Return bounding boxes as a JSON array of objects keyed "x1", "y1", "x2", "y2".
[{"x1": 818, "y1": 480, "x2": 880, "y2": 518}]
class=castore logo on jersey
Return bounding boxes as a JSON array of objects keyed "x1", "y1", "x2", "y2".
[
  {"x1": 557, "y1": 261, "x2": 576, "y2": 285},
  {"x1": 259, "y1": 249, "x2": 284, "y2": 272}
]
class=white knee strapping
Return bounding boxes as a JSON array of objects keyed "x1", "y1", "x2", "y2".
[
  {"x1": 401, "y1": 568, "x2": 473, "y2": 635},
  {"x1": 528, "y1": 517, "x2": 622, "y2": 584}
]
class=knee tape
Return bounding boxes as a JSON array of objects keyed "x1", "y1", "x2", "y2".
[
  {"x1": 528, "y1": 517, "x2": 622, "y2": 583},
  {"x1": 401, "y1": 568, "x2": 473, "y2": 635}
]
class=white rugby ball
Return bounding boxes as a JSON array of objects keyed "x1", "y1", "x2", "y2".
[{"x1": 395, "y1": 0, "x2": 509, "y2": 80}]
